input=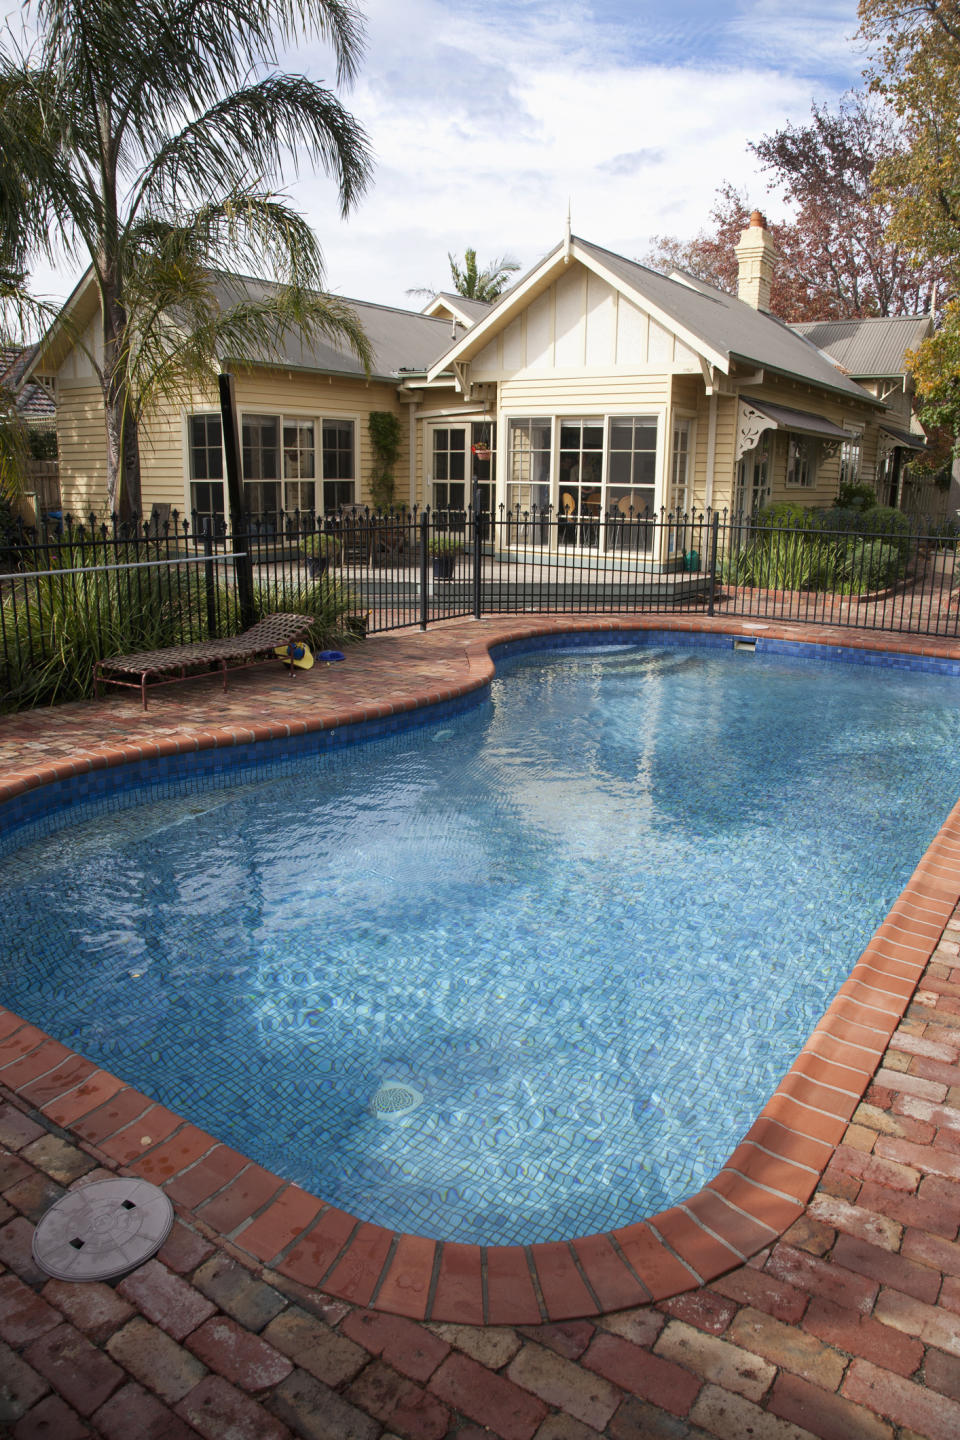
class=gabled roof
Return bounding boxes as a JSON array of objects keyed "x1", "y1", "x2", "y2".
[
  {"x1": 421, "y1": 292, "x2": 493, "y2": 328},
  {"x1": 427, "y1": 236, "x2": 882, "y2": 406},
  {"x1": 32, "y1": 269, "x2": 456, "y2": 385},
  {"x1": 201, "y1": 276, "x2": 456, "y2": 381},
  {"x1": 790, "y1": 315, "x2": 933, "y2": 379}
]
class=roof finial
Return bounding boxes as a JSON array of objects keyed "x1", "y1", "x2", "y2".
[{"x1": 564, "y1": 200, "x2": 572, "y2": 263}]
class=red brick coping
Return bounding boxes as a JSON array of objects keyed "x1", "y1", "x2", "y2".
[{"x1": 0, "y1": 614, "x2": 957, "y2": 1326}]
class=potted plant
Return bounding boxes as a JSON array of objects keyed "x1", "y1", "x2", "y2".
[
  {"x1": 427, "y1": 535, "x2": 463, "y2": 580},
  {"x1": 299, "y1": 531, "x2": 341, "y2": 578}
]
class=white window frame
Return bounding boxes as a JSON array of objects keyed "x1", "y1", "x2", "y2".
[
  {"x1": 838, "y1": 429, "x2": 863, "y2": 492},
  {"x1": 498, "y1": 407, "x2": 668, "y2": 550}
]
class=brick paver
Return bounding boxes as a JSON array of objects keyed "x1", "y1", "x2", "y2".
[{"x1": 2, "y1": 616, "x2": 960, "y2": 1436}]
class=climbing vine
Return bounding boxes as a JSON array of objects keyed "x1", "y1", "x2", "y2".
[{"x1": 368, "y1": 411, "x2": 402, "y2": 508}]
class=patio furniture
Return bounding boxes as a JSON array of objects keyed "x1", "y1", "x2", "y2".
[{"x1": 93, "y1": 613, "x2": 316, "y2": 710}]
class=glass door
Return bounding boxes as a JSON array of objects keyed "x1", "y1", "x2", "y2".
[
  {"x1": 431, "y1": 427, "x2": 467, "y2": 531},
  {"x1": 558, "y1": 419, "x2": 603, "y2": 548}
]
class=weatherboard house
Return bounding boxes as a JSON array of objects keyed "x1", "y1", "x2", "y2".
[{"x1": 30, "y1": 214, "x2": 933, "y2": 538}]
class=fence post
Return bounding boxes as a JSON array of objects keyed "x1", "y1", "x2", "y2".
[
  {"x1": 203, "y1": 518, "x2": 217, "y2": 637},
  {"x1": 472, "y1": 486, "x2": 483, "y2": 621},
  {"x1": 707, "y1": 510, "x2": 720, "y2": 616},
  {"x1": 420, "y1": 509, "x2": 429, "y2": 631},
  {"x1": 218, "y1": 372, "x2": 256, "y2": 630}
]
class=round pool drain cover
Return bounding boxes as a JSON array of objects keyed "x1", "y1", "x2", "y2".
[
  {"x1": 371, "y1": 1081, "x2": 423, "y2": 1119},
  {"x1": 32, "y1": 1178, "x2": 174, "y2": 1282}
]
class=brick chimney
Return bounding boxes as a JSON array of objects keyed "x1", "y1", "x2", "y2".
[{"x1": 734, "y1": 210, "x2": 776, "y2": 311}]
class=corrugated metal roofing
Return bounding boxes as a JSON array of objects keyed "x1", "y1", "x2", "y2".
[
  {"x1": 434, "y1": 292, "x2": 493, "y2": 323},
  {"x1": 748, "y1": 399, "x2": 850, "y2": 440},
  {"x1": 213, "y1": 276, "x2": 454, "y2": 379},
  {"x1": 791, "y1": 315, "x2": 932, "y2": 378},
  {"x1": 574, "y1": 240, "x2": 879, "y2": 403}
]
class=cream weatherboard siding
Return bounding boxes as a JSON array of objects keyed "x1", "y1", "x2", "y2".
[
  {"x1": 231, "y1": 369, "x2": 408, "y2": 511},
  {"x1": 55, "y1": 369, "x2": 411, "y2": 519},
  {"x1": 469, "y1": 267, "x2": 702, "y2": 380},
  {"x1": 737, "y1": 377, "x2": 878, "y2": 510},
  {"x1": 56, "y1": 383, "x2": 109, "y2": 520}
]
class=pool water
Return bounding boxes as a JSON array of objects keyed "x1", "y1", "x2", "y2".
[{"x1": 3, "y1": 642, "x2": 960, "y2": 1245}]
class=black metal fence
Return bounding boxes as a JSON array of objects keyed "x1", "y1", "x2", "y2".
[{"x1": 2, "y1": 503, "x2": 959, "y2": 708}]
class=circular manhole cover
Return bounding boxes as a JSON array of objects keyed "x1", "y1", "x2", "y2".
[{"x1": 32, "y1": 1177, "x2": 174, "y2": 1282}]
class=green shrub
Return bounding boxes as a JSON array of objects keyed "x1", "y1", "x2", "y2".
[
  {"x1": 724, "y1": 508, "x2": 909, "y2": 595},
  {"x1": 753, "y1": 502, "x2": 819, "y2": 530},
  {"x1": 297, "y1": 532, "x2": 341, "y2": 561},
  {"x1": 427, "y1": 535, "x2": 464, "y2": 556},
  {"x1": 1, "y1": 549, "x2": 208, "y2": 709},
  {"x1": 835, "y1": 482, "x2": 877, "y2": 511}
]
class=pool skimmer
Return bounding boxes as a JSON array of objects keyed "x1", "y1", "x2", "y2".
[
  {"x1": 370, "y1": 1080, "x2": 423, "y2": 1120},
  {"x1": 32, "y1": 1177, "x2": 173, "y2": 1281}
]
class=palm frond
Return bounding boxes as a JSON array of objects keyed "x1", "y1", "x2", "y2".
[{"x1": 127, "y1": 76, "x2": 371, "y2": 227}]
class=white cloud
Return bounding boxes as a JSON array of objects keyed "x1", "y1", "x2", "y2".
[{"x1": 3, "y1": 0, "x2": 866, "y2": 314}]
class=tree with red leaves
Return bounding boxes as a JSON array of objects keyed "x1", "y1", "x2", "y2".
[{"x1": 645, "y1": 93, "x2": 944, "y2": 322}]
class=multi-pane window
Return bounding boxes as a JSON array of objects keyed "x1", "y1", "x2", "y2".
[
  {"x1": 607, "y1": 416, "x2": 658, "y2": 554},
  {"x1": 283, "y1": 423, "x2": 316, "y2": 515},
  {"x1": 669, "y1": 418, "x2": 692, "y2": 515},
  {"x1": 558, "y1": 419, "x2": 603, "y2": 547},
  {"x1": 322, "y1": 420, "x2": 355, "y2": 512},
  {"x1": 507, "y1": 418, "x2": 552, "y2": 545},
  {"x1": 785, "y1": 436, "x2": 817, "y2": 488},
  {"x1": 188, "y1": 414, "x2": 224, "y2": 532},
  {"x1": 241, "y1": 415, "x2": 281, "y2": 522},
  {"x1": 839, "y1": 432, "x2": 862, "y2": 491},
  {"x1": 432, "y1": 427, "x2": 467, "y2": 512},
  {"x1": 607, "y1": 416, "x2": 657, "y2": 514},
  {"x1": 734, "y1": 432, "x2": 772, "y2": 518}
]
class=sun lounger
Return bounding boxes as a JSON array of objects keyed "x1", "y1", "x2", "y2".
[{"x1": 93, "y1": 613, "x2": 316, "y2": 710}]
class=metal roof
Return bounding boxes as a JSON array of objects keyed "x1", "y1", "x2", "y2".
[
  {"x1": 747, "y1": 399, "x2": 850, "y2": 441},
  {"x1": 431, "y1": 238, "x2": 881, "y2": 405},
  {"x1": 574, "y1": 240, "x2": 879, "y2": 403},
  {"x1": 212, "y1": 276, "x2": 454, "y2": 379},
  {"x1": 432, "y1": 293, "x2": 493, "y2": 324},
  {"x1": 791, "y1": 316, "x2": 932, "y2": 379},
  {"x1": 881, "y1": 423, "x2": 928, "y2": 451}
]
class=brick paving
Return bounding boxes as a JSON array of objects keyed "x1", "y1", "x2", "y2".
[{"x1": 2, "y1": 615, "x2": 960, "y2": 1435}]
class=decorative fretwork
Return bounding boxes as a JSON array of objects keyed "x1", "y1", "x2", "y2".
[
  {"x1": 736, "y1": 402, "x2": 778, "y2": 462},
  {"x1": 820, "y1": 439, "x2": 842, "y2": 461}
]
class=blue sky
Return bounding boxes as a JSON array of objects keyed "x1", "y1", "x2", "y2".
[{"x1": 3, "y1": 0, "x2": 868, "y2": 310}]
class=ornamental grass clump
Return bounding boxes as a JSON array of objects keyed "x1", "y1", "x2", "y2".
[
  {"x1": 0, "y1": 547, "x2": 205, "y2": 709},
  {"x1": 724, "y1": 502, "x2": 911, "y2": 595}
]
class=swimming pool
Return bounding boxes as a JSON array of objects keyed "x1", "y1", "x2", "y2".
[{"x1": 3, "y1": 635, "x2": 960, "y2": 1246}]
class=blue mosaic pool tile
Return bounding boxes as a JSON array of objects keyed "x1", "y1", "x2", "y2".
[{"x1": 4, "y1": 637, "x2": 960, "y2": 1245}]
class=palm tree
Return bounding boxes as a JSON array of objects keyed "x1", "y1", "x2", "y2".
[
  {"x1": 0, "y1": 0, "x2": 374, "y2": 521},
  {"x1": 447, "y1": 248, "x2": 521, "y2": 301}
]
